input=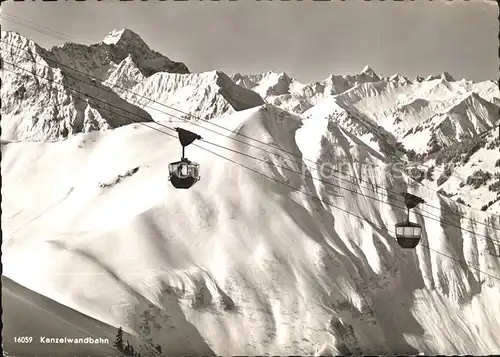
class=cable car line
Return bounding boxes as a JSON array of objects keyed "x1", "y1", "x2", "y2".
[
  {"x1": 0, "y1": 34, "x2": 493, "y2": 224},
  {"x1": 3, "y1": 58, "x2": 500, "y2": 245},
  {"x1": 0, "y1": 36, "x2": 493, "y2": 226},
  {"x1": 2, "y1": 57, "x2": 499, "y2": 243},
  {"x1": 2, "y1": 68, "x2": 499, "y2": 280},
  {"x1": 1, "y1": 13, "x2": 74, "y2": 43},
  {"x1": 2, "y1": 59, "x2": 497, "y2": 245},
  {"x1": 0, "y1": 28, "x2": 462, "y2": 199},
  {"x1": 197, "y1": 136, "x2": 500, "y2": 241},
  {"x1": 2, "y1": 49, "x2": 498, "y2": 240},
  {"x1": 1, "y1": 42, "x2": 498, "y2": 238},
  {"x1": 1, "y1": 8, "x2": 480, "y2": 195}
]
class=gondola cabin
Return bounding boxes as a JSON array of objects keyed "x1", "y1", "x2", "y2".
[
  {"x1": 168, "y1": 158, "x2": 200, "y2": 189},
  {"x1": 168, "y1": 127, "x2": 202, "y2": 190},
  {"x1": 394, "y1": 221, "x2": 422, "y2": 249},
  {"x1": 395, "y1": 192, "x2": 426, "y2": 249}
]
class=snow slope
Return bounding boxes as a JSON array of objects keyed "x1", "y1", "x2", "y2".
[
  {"x1": 122, "y1": 70, "x2": 264, "y2": 123},
  {"x1": 2, "y1": 275, "x2": 135, "y2": 357},
  {"x1": 2, "y1": 105, "x2": 499, "y2": 355}
]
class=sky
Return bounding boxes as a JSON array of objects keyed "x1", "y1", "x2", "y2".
[{"x1": 1, "y1": 0, "x2": 498, "y2": 83}]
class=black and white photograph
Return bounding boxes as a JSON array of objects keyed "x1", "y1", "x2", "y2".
[{"x1": 1, "y1": 0, "x2": 499, "y2": 356}]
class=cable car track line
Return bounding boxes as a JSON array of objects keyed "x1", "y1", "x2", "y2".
[
  {"x1": 3, "y1": 58, "x2": 500, "y2": 244},
  {"x1": 0, "y1": 36, "x2": 494, "y2": 225},
  {"x1": 0, "y1": 46, "x2": 500, "y2": 241},
  {"x1": 2, "y1": 69, "x2": 499, "y2": 281},
  {"x1": 1, "y1": 60, "x2": 497, "y2": 242},
  {"x1": 0, "y1": 35, "x2": 478, "y2": 209}
]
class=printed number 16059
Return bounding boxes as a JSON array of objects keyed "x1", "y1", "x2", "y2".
[{"x1": 14, "y1": 337, "x2": 34, "y2": 343}]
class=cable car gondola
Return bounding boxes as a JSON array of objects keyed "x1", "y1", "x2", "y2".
[
  {"x1": 395, "y1": 192, "x2": 425, "y2": 249},
  {"x1": 168, "y1": 127, "x2": 202, "y2": 189}
]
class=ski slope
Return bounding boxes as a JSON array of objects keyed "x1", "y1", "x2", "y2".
[{"x1": 2, "y1": 105, "x2": 500, "y2": 355}]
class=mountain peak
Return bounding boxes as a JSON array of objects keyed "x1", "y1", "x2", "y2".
[
  {"x1": 361, "y1": 65, "x2": 377, "y2": 76},
  {"x1": 440, "y1": 72, "x2": 455, "y2": 82},
  {"x1": 425, "y1": 72, "x2": 455, "y2": 82},
  {"x1": 102, "y1": 29, "x2": 146, "y2": 46},
  {"x1": 1, "y1": 30, "x2": 40, "y2": 49}
]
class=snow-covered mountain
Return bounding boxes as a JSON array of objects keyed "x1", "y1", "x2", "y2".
[
  {"x1": 51, "y1": 28, "x2": 190, "y2": 82},
  {"x1": 233, "y1": 68, "x2": 499, "y2": 214},
  {"x1": 2, "y1": 29, "x2": 500, "y2": 356},
  {"x1": 232, "y1": 65, "x2": 381, "y2": 114},
  {"x1": 405, "y1": 126, "x2": 500, "y2": 214},
  {"x1": 234, "y1": 69, "x2": 499, "y2": 158},
  {"x1": 0, "y1": 29, "x2": 264, "y2": 141},
  {"x1": 1, "y1": 31, "x2": 154, "y2": 141},
  {"x1": 120, "y1": 70, "x2": 264, "y2": 123},
  {"x1": 3, "y1": 105, "x2": 500, "y2": 355}
]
